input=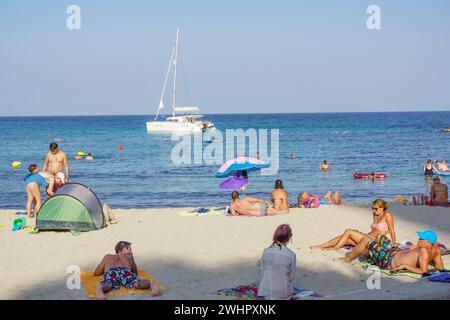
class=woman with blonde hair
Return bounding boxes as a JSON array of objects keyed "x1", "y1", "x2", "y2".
[{"x1": 311, "y1": 199, "x2": 396, "y2": 250}]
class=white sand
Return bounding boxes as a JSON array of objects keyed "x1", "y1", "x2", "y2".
[{"x1": 1, "y1": 203, "x2": 449, "y2": 300}]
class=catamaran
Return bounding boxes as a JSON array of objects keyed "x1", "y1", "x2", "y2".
[{"x1": 146, "y1": 28, "x2": 215, "y2": 133}]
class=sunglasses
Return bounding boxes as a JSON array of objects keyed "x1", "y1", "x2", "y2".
[{"x1": 372, "y1": 207, "x2": 381, "y2": 210}]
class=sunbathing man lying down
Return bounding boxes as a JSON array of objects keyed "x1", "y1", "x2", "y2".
[
  {"x1": 230, "y1": 191, "x2": 278, "y2": 216},
  {"x1": 340, "y1": 230, "x2": 444, "y2": 275},
  {"x1": 94, "y1": 241, "x2": 160, "y2": 300}
]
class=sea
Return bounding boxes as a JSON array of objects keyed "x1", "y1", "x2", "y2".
[{"x1": 1, "y1": 112, "x2": 449, "y2": 209}]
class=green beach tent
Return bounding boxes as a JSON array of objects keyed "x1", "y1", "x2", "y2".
[{"x1": 36, "y1": 183, "x2": 105, "y2": 232}]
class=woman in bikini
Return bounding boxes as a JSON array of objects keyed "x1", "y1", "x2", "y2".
[
  {"x1": 310, "y1": 199, "x2": 396, "y2": 250},
  {"x1": 270, "y1": 179, "x2": 289, "y2": 213}
]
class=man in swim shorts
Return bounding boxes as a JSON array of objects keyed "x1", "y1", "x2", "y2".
[
  {"x1": 94, "y1": 241, "x2": 160, "y2": 300},
  {"x1": 43, "y1": 142, "x2": 70, "y2": 182},
  {"x1": 230, "y1": 191, "x2": 278, "y2": 216},
  {"x1": 340, "y1": 231, "x2": 444, "y2": 274},
  {"x1": 431, "y1": 176, "x2": 448, "y2": 206}
]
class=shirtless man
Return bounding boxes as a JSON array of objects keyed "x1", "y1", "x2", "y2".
[
  {"x1": 270, "y1": 179, "x2": 289, "y2": 213},
  {"x1": 431, "y1": 176, "x2": 448, "y2": 206},
  {"x1": 42, "y1": 142, "x2": 69, "y2": 181},
  {"x1": 94, "y1": 241, "x2": 160, "y2": 300},
  {"x1": 340, "y1": 230, "x2": 444, "y2": 275},
  {"x1": 230, "y1": 191, "x2": 278, "y2": 216}
]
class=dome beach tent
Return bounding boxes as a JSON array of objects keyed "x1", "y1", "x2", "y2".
[{"x1": 36, "y1": 183, "x2": 105, "y2": 232}]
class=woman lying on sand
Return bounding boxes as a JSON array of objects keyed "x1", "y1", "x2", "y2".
[
  {"x1": 311, "y1": 199, "x2": 396, "y2": 250},
  {"x1": 258, "y1": 224, "x2": 296, "y2": 300},
  {"x1": 297, "y1": 191, "x2": 341, "y2": 207}
]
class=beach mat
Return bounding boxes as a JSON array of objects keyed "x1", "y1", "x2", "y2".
[
  {"x1": 353, "y1": 261, "x2": 449, "y2": 279},
  {"x1": 353, "y1": 261, "x2": 423, "y2": 279},
  {"x1": 217, "y1": 283, "x2": 320, "y2": 300},
  {"x1": 80, "y1": 269, "x2": 164, "y2": 298}
]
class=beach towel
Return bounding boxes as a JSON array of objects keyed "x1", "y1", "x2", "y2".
[
  {"x1": 217, "y1": 283, "x2": 320, "y2": 300},
  {"x1": 353, "y1": 261, "x2": 423, "y2": 279},
  {"x1": 80, "y1": 269, "x2": 164, "y2": 298},
  {"x1": 428, "y1": 272, "x2": 450, "y2": 283},
  {"x1": 353, "y1": 261, "x2": 449, "y2": 280}
]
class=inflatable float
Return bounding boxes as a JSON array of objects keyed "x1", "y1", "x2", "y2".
[
  {"x1": 353, "y1": 173, "x2": 387, "y2": 179},
  {"x1": 433, "y1": 170, "x2": 450, "y2": 176},
  {"x1": 10, "y1": 161, "x2": 22, "y2": 169}
]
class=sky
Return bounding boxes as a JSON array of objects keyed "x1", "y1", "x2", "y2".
[{"x1": 0, "y1": 0, "x2": 449, "y2": 116}]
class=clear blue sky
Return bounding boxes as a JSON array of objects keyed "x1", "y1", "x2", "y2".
[{"x1": 1, "y1": 0, "x2": 449, "y2": 116}]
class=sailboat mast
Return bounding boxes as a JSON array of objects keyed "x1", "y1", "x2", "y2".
[{"x1": 172, "y1": 28, "x2": 179, "y2": 118}]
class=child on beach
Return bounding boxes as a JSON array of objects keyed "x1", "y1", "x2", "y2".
[
  {"x1": 258, "y1": 224, "x2": 296, "y2": 300},
  {"x1": 94, "y1": 241, "x2": 160, "y2": 300}
]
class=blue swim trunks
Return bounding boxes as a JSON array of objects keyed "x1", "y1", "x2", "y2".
[{"x1": 24, "y1": 173, "x2": 48, "y2": 187}]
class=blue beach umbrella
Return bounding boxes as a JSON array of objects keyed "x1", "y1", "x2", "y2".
[{"x1": 215, "y1": 156, "x2": 270, "y2": 178}]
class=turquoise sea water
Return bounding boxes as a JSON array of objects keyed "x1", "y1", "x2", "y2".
[{"x1": 0, "y1": 112, "x2": 449, "y2": 209}]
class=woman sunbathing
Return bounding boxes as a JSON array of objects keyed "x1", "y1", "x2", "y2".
[
  {"x1": 310, "y1": 199, "x2": 396, "y2": 250},
  {"x1": 297, "y1": 191, "x2": 341, "y2": 207}
]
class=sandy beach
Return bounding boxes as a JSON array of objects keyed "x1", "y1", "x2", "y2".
[{"x1": 1, "y1": 203, "x2": 449, "y2": 300}]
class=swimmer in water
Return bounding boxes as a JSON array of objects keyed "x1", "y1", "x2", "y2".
[
  {"x1": 320, "y1": 160, "x2": 330, "y2": 171},
  {"x1": 86, "y1": 153, "x2": 94, "y2": 161},
  {"x1": 290, "y1": 153, "x2": 296, "y2": 159}
]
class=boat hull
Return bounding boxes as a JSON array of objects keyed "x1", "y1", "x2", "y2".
[{"x1": 146, "y1": 121, "x2": 215, "y2": 133}]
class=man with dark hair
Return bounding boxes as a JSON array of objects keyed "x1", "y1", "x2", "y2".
[
  {"x1": 230, "y1": 191, "x2": 278, "y2": 216},
  {"x1": 94, "y1": 241, "x2": 160, "y2": 300},
  {"x1": 431, "y1": 176, "x2": 448, "y2": 206},
  {"x1": 43, "y1": 142, "x2": 69, "y2": 181}
]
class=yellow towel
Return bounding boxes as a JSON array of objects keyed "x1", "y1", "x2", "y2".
[{"x1": 80, "y1": 269, "x2": 164, "y2": 298}]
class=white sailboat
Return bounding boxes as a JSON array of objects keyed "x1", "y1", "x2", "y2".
[{"x1": 146, "y1": 28, "x2": 215, "y2": 133}]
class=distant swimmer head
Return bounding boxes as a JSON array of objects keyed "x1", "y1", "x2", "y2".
[
  {"x1": 275, "y1": 179, "x2": 284, "y2": 189},
  {"x1": 49, "y1": 142, "x2": 59, "y2": 153},
  {"x1": 231, "y1": 191, "x2": 240, "y2": 200}
]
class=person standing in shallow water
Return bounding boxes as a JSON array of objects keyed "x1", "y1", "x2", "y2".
[
  {"x1": 43, "y1": 142, "x2": 69, "y2": 181},
  {"x1": 258, "y1": 224, "x2": 296, "y2": 300},
  {"x1": 320, "y1": 160, "x2": 330, "y2": 171}
]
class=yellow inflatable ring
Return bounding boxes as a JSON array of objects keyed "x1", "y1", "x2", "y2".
[
  {"x1": 76, "y1": 151, "x2": 85, "y2": 156},
  {"x1": 11, "y1": 161, "x2": 22, "y2": 168}
]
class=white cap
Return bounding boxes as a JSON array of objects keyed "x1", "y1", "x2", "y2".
[{"x1": 56, "y1": 172, "x2": 66, "y2": 183}]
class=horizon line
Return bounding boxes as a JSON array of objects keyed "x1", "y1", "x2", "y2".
[{"x1": 1, "y1": 109, "x2": 450, "y2": 118}]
